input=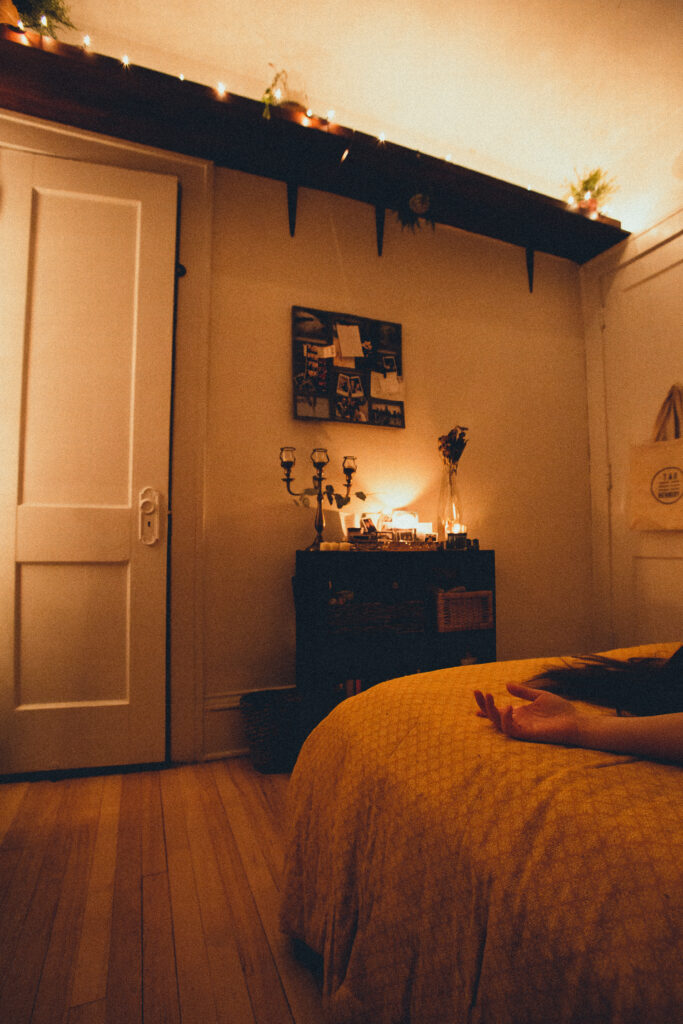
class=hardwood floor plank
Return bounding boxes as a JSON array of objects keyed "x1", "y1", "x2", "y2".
[
  {"x1": 227, "y1": 759, "x2": 289, "y2": 885},
  {"x1": 0, "y1": 780, "x2": 29, "y2": 844},
  {"x1": 198, "y1": 764, "x2": 296, "y2": 1024},
  {"x1": 31, "y1": 776, "x2": 103, "y2": 1024},
  {"x1": 212, "y1": 762, "x2": 282, "y2": 895},
  {"x1": 67, "y1": 998, "x2": 106, "y2": 1024},
  {"x1": 179, "y1": 765, "x2": 256, "y2": 1024},
  {"x1": 160, "y1": 767, "x2": 219, "y2": 1024},
  {"x1": 70, "y1": 775, "x2": 122, "y2": 1009},
  {"x1": 141, "y1": 771, "x2": 167, "y2": 878},
  {"x1": 212, "y1": 761, "x2": 323, "y2": 1024},
  {"x1": 105, "y1": 773, "x2": 145, "y2": 1024},
  {"x1": 142, "y1": 871, "x2": 181, "y2": 1024},
  {"x1": 0, "y1": 846, "x2": 22, "y2": 906},
  {"x1": 0, "y1": 779, "x2": 77, "y2": 1023}
]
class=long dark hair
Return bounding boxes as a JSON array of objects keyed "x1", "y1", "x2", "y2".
[{"x1": 534, "y1": 644, "x2": 683, "y2": 717}]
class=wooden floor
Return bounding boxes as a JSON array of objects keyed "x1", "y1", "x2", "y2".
[{"x1": 0, "y1": 758, "x2": 325, "y2": 1024}]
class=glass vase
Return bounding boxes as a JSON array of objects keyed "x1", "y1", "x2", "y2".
[{"x1": 437, "y1": 464, "x2": 464, "y2": 542}]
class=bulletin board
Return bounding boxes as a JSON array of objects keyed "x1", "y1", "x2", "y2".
[{"x1": 292, "y1": 305, "x2": 405, "y2": 427}]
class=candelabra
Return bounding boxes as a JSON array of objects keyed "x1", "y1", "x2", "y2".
[{"x1": 280, "y1": 447, "x2": 358, "y2": 549}]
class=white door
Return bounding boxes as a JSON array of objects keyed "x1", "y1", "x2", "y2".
[
  {"x1": 599, "y1": 224, "x2": 683, "y2": 646},
  {"x1": 0, "y1": 149, "x2": 178, "y2": 773}
]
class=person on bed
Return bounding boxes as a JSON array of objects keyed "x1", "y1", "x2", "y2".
[{"x1": 474, "y1": 643, "x2": 683, "y2": 763}]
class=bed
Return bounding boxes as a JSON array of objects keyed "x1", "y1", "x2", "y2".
[{"x1": 280, "y1": 643, "x2": 683, "y2": 1024}]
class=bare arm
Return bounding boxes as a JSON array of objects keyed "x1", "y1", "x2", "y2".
[
  {"x1": 474, "y1": 682, "x2": 683, "y2": 763},
  {"x1": 577, "y1": 710, "x2": 683, "y2": 763}
]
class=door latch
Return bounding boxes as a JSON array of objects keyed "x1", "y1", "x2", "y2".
[{"x1": 139, "y1": 487, "x2": 161, "y2": 545}]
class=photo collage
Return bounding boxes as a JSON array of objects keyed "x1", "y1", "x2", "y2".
[{"x1": 292, "y1": 306, "x2": 405, "y2": 428}]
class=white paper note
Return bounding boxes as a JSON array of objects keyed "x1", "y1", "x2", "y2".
[{"x1": 336, "y1": 323, "x2": 364, "y2": 359}]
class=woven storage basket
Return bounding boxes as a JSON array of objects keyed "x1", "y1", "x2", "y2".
[
  {"x1": 435, "y1": 589, "x2": 493, "y2": 632},
  {"x1": 239, "y1": 689, "x2": 301, "y2": 773}
]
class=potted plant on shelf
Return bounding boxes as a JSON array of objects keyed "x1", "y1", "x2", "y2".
[
  {"x1": 565, "y1": 168, "x2": 617, "y2": 218},
  {"x1": 1, "y1": 0, "x2": 74, "y2": 35}
]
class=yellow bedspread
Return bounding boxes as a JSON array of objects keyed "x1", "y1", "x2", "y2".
[{"x1": 281, "y1": 644, "x2": 683, "y2": 1024}]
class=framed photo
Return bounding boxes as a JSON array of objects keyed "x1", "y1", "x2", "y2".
[{"x1": 292, "y1": 305, "x2": 404, "y2": 427}]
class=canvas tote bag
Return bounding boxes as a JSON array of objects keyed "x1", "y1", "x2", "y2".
[{"x1": 629, "y1": 384, "x2": 683, "y2": 531}]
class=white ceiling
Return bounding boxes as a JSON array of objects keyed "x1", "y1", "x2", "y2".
[{"x1": 59, "y1": 0, "x2": 682, "y2": 234}]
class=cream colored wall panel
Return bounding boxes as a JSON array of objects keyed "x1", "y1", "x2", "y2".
[
  {"x1": 203, "y1": 702, "x2": 248, "y2": 761},
  {"x1": 634, "y1": 557, "x2": 683, "y2": 646},
  {"x1": 204, "y1": 167, "x2": 593, "y2": 705}
]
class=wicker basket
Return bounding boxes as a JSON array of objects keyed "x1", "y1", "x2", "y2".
[
  {"x1": 239, "y1": 689, "x2": 301, "y2": 773},
  {"x1": 435, "y1": 589, "x2": 493, "y2": 632},
  {"x1": 328, "y1": 599, "x2": 426, "y2": 634}
]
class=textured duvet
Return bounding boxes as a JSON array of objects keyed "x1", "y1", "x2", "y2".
[{"x1": 280, "y1": 643, "x2": 683, "y2": 1023}]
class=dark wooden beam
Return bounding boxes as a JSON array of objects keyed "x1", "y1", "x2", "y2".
[
  {"x1": 0, "y1": 26, "x2": 629, "y2": 265},
  {"x1": 375, "y1": 206, "x2": 385, "y2": 256},
  {"x1": 526, "y1": 247, "x2": 535, "y2": 293},
  {"x1": 286, "y1": 182, "x2": 298, "y2": 237}
]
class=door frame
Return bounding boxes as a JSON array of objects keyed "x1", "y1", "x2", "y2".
[
  {"x1": 580, "y1": 206, "x2": 683, "y2": 650},
  {"x1": 0, "y1": 107, "x2": 212, "y2": 763}
]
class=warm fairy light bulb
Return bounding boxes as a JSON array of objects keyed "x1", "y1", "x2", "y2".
[
  {"x1": 17, "y1": 19, "x2": 25, "y2": 30},
  {"x1": 82, "y1": 34, "x2": 91, "y2": 47},
  {"x1": 40, "y1": 14, "x2": 48, "y2": 27},
  {"x1": 306, "y1": 108, "x2": 313, "y2": 117},
  {"x1": 378, "y1": 132, "x2": 386, "y2": 143},
  {"x1": 121, "y1": 54, "x2": 130, "y2": 67},
  {"x1": 326, "y1": 109, "x2": 335, "y2": 121},
  {"x1": 179, "y1": 73, "x2": 185, "y2": 81},
  {"x1": 446, "y1": 153, "x2": 453, "y2": 161},
  {"x1": 216, "y1": 82, "x2": 226, "y2": 97},
  {"x1": 274, "y1": 86, "x2": 282, "y2": 101}
]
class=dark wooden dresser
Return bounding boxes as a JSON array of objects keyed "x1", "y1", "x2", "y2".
[{"x1": 293, "y1": 548, "x2": 495, "y2": 735}]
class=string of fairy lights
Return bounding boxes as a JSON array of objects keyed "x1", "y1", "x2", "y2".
[
  {"x1": 8, "y1": 14, "x2": 462, "y2": 173},
  {"x1": 6, "y1": 12, "x2": 604, "y2": 214}
]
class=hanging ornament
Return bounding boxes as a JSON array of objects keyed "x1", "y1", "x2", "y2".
[{"x1": 396, "y1": 191, "x2": 436, "y2": 231}]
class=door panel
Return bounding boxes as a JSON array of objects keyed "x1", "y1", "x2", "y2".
[
  {"x1": 20, "y1": 189, "x2": 137, "y2": 507},
  {"x1": 0, "y1": 149, "x2": 177, "y2": 773},
  {"x1": 600, "y1": 228, "x2": 683, "y2": 645}
]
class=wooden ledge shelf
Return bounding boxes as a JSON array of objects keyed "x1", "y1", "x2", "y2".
[{"x1": 0, "y1": 25, "x2": 629, "y2": 269}]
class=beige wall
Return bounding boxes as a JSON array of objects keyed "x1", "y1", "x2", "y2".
[{"x1": 203, "y1": 167, "x2": 596, "y2": 755}]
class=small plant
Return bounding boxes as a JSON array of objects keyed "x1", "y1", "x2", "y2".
[
  {"x1": 566, "y1": 168, "x2": 617, "y2": 213},
  {"x1": 261, "y1": 66, "x2": 288, "y2": 119},
  {"x1": 296, "y1": 483, "x2": 366, "y2": 510},
  {"x1": 13, "y1": 0, "x2": 74, "y2": 35}
]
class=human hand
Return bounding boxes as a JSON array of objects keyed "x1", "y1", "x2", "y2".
[{"x1": 473, "y1": 682, "x2": 582, "y2": 748}]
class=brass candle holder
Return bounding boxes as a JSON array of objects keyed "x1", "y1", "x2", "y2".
[{"x1": 280, "y1": 447, "x2": 358, "y2": 549}]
